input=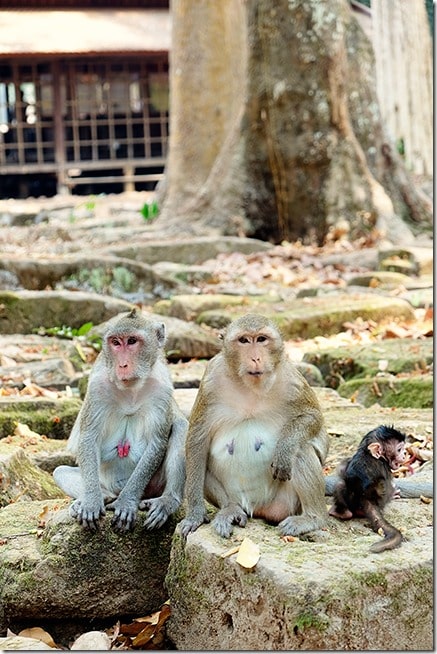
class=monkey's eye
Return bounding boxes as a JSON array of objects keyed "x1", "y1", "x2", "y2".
[
  {"x1": 256, "y1": 335, "x2": 268, "y2": 343},
  {"x1": 110, "y1": 337, "x2": 122, "y2": 347},
  {"x1": 127, "y1": 336, "x2": 138, "y2": 345},
  {"x1": 238, "y1": 336, "x2": 250, "y2": 344}
]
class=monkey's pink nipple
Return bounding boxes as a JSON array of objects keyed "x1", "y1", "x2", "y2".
[{"x1": 117, "y1": 441, "x2": 131, "y2": 457}]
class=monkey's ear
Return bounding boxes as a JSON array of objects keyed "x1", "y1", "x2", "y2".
[
  {"x1": 156, "y1": 322, "x2": 166, "y2": 347},
  {"x1": 218, "y1": 328, "x2": 226, "y2": 341},
  {"x1": 367, "y1": 442, "x2": 383, "y2": 459}
]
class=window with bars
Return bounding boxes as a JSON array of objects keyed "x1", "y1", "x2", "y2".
[{"x1": 0, "y1": 56, "x2": 169, "y2": 174}]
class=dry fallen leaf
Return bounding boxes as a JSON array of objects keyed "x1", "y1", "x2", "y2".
[
  {"x1": 220, "y1": 545, "x2": 240, "y2": 559},
  {"x1": 115, "y1": 602, "x2": 171, "y2": 650},
  {"x1": 235, "y1": 537, "x2": 260, "y2": 569},
  {"x1": 38, "y1": 505, "x2": 52, "y2": 529},
  {"x1": 18, "y1": 627, "x2": 58, "y2": 649}
]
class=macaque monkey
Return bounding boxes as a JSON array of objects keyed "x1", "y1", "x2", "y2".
[
  {"x1": 329, "y1": 425, "x2": 407, "y2": 553},
  {"x1": 53, "y1": 308, "x2": 187, "y2": 531},
  {"x1": 180, "y1": 314, "x2": 329, "y2": 539}
]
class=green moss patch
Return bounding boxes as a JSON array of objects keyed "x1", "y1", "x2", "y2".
[{"x1": 337, "y1": 374, "x2": 433, "y2": 408}]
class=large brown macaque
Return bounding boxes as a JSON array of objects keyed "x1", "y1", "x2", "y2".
[
  {"x1": 53, "y1": 308, "x2": 187, "y2": 531},
  {"x1": 180, "y1": 314, "x2": 329, "y2": 539},
  {"x1": 329, "y1": 425, "x2": 407, "y2": 553}
]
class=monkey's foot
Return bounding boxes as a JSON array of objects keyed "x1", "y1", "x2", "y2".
[
  {"x1": 212, "y1": 505, "x2": 248, "y2": 539},
  {"x1": 180, "y1": 511, "x2": 210, "y2": 539},
  {"x1": 70, "y1": 498, "x2": 105, "y2": 530},
  {"x1": 106, "y1": 498, "x2": 137, "y2": 532},
  {"x1": 278, "y1": 514, "x2": 325, "y2": 537},
  {"x1": 140, "y1": 496, "x2": 179, "y2": 530},
  {"x1": 328, "y1": 506, "x2": 353, "y2": 520}
]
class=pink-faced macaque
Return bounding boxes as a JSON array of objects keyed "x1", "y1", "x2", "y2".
[
  {"x1": 329, "y1": 425, "x2": 407, "y2": 553},
  {"x1": 54, "y1": 308, "x2": 187, "y2": 531},
  {"x1": 180, "y1": 313, "x2": 329, "y2": 539}
]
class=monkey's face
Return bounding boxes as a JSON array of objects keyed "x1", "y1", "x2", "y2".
[
  {"x1": 224, "y1": 330, "x2": 283, "y2": 388},
  {"x1": 105, "y1": 334, "x2": 151, "y2": 388},
  {"x1": 386, "y1": 439, "x2": 407, "y2": 470}
]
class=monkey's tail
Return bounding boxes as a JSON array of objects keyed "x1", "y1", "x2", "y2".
[
  {"x1": 369, "y1": 525, "x2": 403, "y2": 553},
  {"x1": 364, "y1": 501, "x2": 403, "y2": 554}
]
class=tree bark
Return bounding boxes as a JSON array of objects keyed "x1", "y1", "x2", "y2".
[
  {"x1": 373, "y1": 0, "x2": 433, "y2": 176},
  {"x1": 157, "y1": 0, "x2": 432, "y2": 244}
]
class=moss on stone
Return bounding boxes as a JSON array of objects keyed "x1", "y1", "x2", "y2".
[
  {"x1": 303, "y1": 338, "x2": 432, "y2": 386},
  {"x1": 292, "y1": 611, "x2": 329, "y2": 633},
  {"x1": 0, "y1": 449, "x2": 65, "y2": 507},
  {"x1": 195, "y1": 294, "x2": 415, "y2": 339},
  {"x1": 337, "y1": 375, "x2": 433, "y2": 408},
  {"x1": 0, "y1": 398, "x2": 82, "y2": 439}
]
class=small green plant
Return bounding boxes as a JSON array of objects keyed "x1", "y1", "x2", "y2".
[
  {"x1": 396, "y1": 137, "x2": 405, "y2": 157},
  {"x1": 77, "y1": 267, "x2": 111, "y2": 294},
  {"x1": 140, "y1": 200, "x2": 159, "y2": 222},
  {"x1": 68, "y1": 195, "x2": 98, "y2": 223},
  {"x1": 34, "y1": 321, "x2": 102, "y2": 352},
  {"x1": 84, "y1": 196, "x2": 96, "y2": 212},
  {"x1": 112, "y1": 266, "x2": 136, "y2": 293}
]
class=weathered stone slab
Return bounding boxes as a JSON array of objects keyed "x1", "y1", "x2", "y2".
[
  {"x1": 0, "y1": 290, "x2": 132, "y2": 334},
  {"x1": 194, "y1": 293, "x2": 416, "y2": 338},
  {"x1": 303, "y1": 337, "x2": 433, "y2": 384},
  {"x1": 166, "y1": 498, "x2": 433, "y2": 650},
  {"x1": 0, "y1": 254, "x2": 184, "y2": 298},
  {"x1": 104, "y1": 236, "x2": 271, "y2": 265},
  {"x1": 337, "y1": 374, "x2": 433, "y2": 409},
  {"x1": 0, "y1": 448, "x2": 65, "y2": 507},
  {"x1": 377, "y1": 246, "x2": 433, "y2": 275},
  {"x1": 154, "y1": 293, "x2": 249, "y2": 322},
  {"x1": 0, "y1": 397, "x2": 82, "y2": 440},
  {"x1": 0, "y1": 358, "x2": 78, "y2": 389},
  {"x1": 0, "y1": 500, "x2": 179, "y2": 634}
]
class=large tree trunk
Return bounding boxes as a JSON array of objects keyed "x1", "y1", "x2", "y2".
[
  {"x1": 157, "y1": 0, "x2": 247, "y2": 226},
  {"x1": 372, "y1": 0, "x2": 433, "y2": 176},
  {"x1": 157, "y1": 0, "x2": 432, "y2": 244}
]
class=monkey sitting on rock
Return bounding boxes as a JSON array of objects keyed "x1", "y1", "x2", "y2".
[
  {"x1": 54, "y1": 308, "x2": 188, "y2": 532},
  {"x1": 180, "y1": 313, "x2": 329, "y2": 540},
  {"x1": 328, "y1": 425, "x2": 408, "y2": 553}
]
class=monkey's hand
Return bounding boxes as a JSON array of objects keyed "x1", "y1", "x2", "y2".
[
  {"x1": 392, "y1": 485, "x2": 401, "y2": 500},
  {"x1": 179, "y1": 510, "x2": 210, "y2": 539},
  {"x1": 271, "y1": 456, "x2": 292, "y2": 482},
  {"x1": 140, "y1": 495, "x2": 179, "y2": 530},
  {"x1": 106, "y1": 496, "x2": 138, "y2": 532},
  {"x1": 70, "y1": 496, "x2": 105, "y2": 530},
  {"x1": 270, "y1": 439, "x2": 294, "y2": 481}
]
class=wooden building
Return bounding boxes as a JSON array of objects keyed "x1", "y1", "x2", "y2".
[
  {"x1": 0, "y1": 1, "x2": 170, "y2": 198},
  {"x1": 0, "y1": 1, "x2": 376, "y2": 200}
]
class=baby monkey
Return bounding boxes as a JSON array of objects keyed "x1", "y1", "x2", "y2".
[{"x1": 329, "y1": 425, "x2": 407, "y2": 553}]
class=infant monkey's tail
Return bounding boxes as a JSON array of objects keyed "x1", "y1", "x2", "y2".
[
  {"x1": 369, "y1": 524, "x2": 403, "y2": 553},
  {"x1": 366, "y1": 502, "x2": 403, "y2": 553}
]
